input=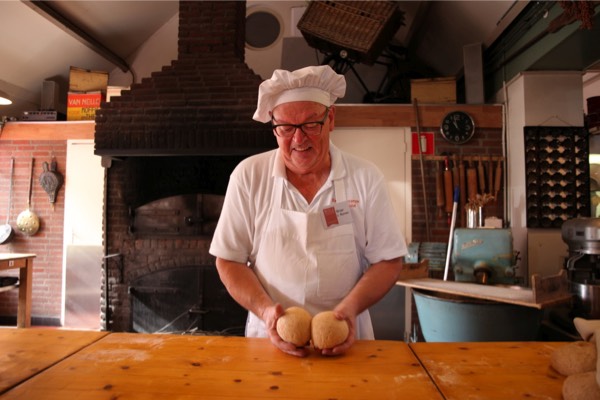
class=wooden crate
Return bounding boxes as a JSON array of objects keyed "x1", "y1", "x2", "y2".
[{"x1": 410, "y1": 77, "x2": 456, "y2": 104}]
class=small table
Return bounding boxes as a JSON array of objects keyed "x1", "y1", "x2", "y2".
[
  {"x1": 410, "y1": 341, "x2": 565, "y2": 399},
  {"x1": 0, "y1": 253, "x2": 35, "y2": 328},
  {"x1": 2, "y1": 334, "x2": 443, "y2": 399},
  {"x1": 0, "y1": 328, "x2": 108, "y2": 395}
]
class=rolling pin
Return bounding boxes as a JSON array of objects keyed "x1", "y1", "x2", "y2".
[
  {"x1": 478, "y1": 155, "x2": 486, "y2": 195},
  {"x1": 436, "y1": 161, "x2": 445, "y2": 217},
  {"x1": 459, "y1": 156, "x2": 466, "y2": 227},
  {"x1": 467, "y1": 159, "x2": 478, "y2": 202},
  {"x1": 494, "y1": 158, "x2": 503, "y2": 199},
  {"x1": 444, "y1": 157, "x2": 454, "y2": 220},
  {"x1": 488, "y1": 157, "x2": 494, "y2": 197},
  {"x1": 452, "y1": 156, "x2": 461, "y2": 227}
]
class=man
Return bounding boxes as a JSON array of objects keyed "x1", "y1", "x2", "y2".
[{"x1": 209, "y1": 65, "x2": 408, "y2": 357}]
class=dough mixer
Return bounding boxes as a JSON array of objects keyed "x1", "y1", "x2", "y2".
[
  {"x1": 451, "y1": 228, "x2": 518, "y2": 285},
  {"x1": 561, "y1": 217, "x2": 600, "y2": 318}
]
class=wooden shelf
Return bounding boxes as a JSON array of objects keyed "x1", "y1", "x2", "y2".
[
  {"x1": 0, "y1": 121, "x2": 95, "y2": 141},
  {"x1": 396, "y1": 270, "x2": 571, "y2": 309},
  {"x1": 336, "y1": 103, "x2": 503, "y2": 129}
]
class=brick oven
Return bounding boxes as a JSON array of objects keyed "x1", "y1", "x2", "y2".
[{"x1": 94, "y1": 1, "x2": 276, "y2": 332}]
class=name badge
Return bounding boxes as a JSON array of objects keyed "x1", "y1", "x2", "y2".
[{"x1": 321, "y1": 201, "x2": 353, "y2": 228}]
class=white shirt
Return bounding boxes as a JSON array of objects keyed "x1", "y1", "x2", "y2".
[{"x1": 209, "y1": 142, "x2": 408, "y2": 269}]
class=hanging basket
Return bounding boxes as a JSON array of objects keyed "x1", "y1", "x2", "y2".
[{"x1": 297, "y1": 0, "x2": 405, "y2": 65}]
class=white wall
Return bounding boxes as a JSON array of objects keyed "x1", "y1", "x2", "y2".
[
  {"x1": 505, "y1": 71, "x2": 583, "y2": 281},
  {"x1": 109, "y1": 13, "x2": 178, "y2": 87},
  {"x1": 331, "y1": 127, "x2": 412, "y2": 243},
  {"x1": 584, "y1": 72, "x2": 600, "y2": 114},
  {"x1": 62, "y1": 140, "x2": 104, "y2": 328}
]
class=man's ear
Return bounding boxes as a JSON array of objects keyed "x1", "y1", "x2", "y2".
[{"x1": 328, "y1": 105, "x2": 336, "y2": 130}]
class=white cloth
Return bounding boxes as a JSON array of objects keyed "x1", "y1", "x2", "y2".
[
  {"x1": 209, "y1": 142, "x2": 408, "y2": 338},
  {"x1": 253, "y1": 66, "x2": 346, "y2": 123}
]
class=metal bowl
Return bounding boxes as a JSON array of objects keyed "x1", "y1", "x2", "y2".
[{"x1": 571, "y1": 281, "x2": 600, "y2": 319}]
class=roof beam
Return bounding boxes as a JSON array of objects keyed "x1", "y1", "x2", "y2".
[{"x1": 23, "y1": 0, "x2": 130, "y2": 73}]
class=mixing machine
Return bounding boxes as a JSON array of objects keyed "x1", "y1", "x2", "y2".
[
  {"x1": 451, "y1": 228, "x2": 518, "y2": 285},
  {"x1": 561, "y1": 217, "x2": 600, "y2": 319}
]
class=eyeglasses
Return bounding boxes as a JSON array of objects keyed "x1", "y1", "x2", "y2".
[{"x1": 271, "y1": 108, "x2": 329, "y2": 138}]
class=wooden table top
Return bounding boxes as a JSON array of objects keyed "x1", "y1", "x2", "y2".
[
  {"x1": 2, "y1": 333, "x2": 442, "y2": 399},
  {"x1": 0, "y1": 328, "x2": 108, "y2": 395},
  {"x1": 0, "y1": 253, "x2": 36, "y2": 262},
  {"x1": 409, "y1": 341, "x2": 566, "y2": 400}
]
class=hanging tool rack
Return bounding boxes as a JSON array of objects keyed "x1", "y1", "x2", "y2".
[{"x1": 413, "y1": 154, "x2": 506, "y2": 234}]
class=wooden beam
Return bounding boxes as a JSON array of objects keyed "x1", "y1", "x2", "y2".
[{"x1": 335, "y1": 104, "x2": 503, "y2": 129}]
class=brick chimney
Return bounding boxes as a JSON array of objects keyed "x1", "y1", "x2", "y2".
[{"x1": 94, "y1": 0, "x2": 276, "y2": 157}]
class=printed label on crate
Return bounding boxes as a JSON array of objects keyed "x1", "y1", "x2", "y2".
[{"x1": 67, "y1": 92, "x2": 103, "y2": 121}]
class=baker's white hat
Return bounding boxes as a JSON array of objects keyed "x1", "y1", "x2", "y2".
[{"x1": 253, "y1": 65, "x2": 346, "y2": 123}]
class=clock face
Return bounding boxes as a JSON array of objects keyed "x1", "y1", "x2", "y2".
[{"x1": 440, "y1": 111, "x2": 475, "y2": 144}]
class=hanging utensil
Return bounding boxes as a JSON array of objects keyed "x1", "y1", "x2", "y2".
[
  {"x1": 444, "y1": 156, "x2": 453, "y2": 225},
  {"x1": 0, "y1": 158, "x2": 15, "y2": 244},
  {"x1": 16, "y1": 157, "x2": 40, "y2": 236},
  {"x1": 458, "y1": 156, "x2": 466, "y2": 227},
  {"x1": 436, "y1": 160, "x2": 445, "y2": 218},
  {"x1": 495, "y1": 158, "x2": 503, "y2": 216},
  {"x1": 40, "y1": 157, "x2": 63, "y2": 208},
  {"x1": 467, "y1": 159, "x2": 478, "y2": 202},
  {"x1": 443, "y1": 187, "x2": 460, "y2": 281},
  {"x1": 487, "y1": 157, "x2": 494, "y2": 197},
  {"x1": 478, "y1": 155, "x2": 486, "y2": 195}
]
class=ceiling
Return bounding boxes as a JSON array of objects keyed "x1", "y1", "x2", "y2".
[{"x1": 0, "y1": 0, "x2": 598, "y2": 120}]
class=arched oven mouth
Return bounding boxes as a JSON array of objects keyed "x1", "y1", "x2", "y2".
[{"x1": 129, "y1": 265, "x2": 246, "y2": 335}]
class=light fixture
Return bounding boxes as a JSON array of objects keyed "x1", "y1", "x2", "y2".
[{"x1": 0, "y1": 89, "x2": 12, "y2": 105}]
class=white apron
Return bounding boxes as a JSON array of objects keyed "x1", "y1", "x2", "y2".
[{"x1": 246, "y1": 176, "x2": 374, "y2": 340}]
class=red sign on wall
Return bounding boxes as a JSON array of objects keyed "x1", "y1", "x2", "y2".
[{"x1": 411, "y1": 132, "x2": 435, "y2": 155}]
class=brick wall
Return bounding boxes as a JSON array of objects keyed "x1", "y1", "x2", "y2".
[{"x1": 0, "y1": 141, "x2": 66, "y2": 325}]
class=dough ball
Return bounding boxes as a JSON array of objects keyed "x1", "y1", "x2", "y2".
[
  {"x1": 562, "y1": 372, "x2": 600, "y2": 400},
  {"x1": 311, "y1": 311, "x2": 349, "y2": 349},
  {"x1": 276, "y1": 306, "x2": 312, "y2": 346},
  {"x1": 574, "y1": 318, "x2": 600, "y2": 341},
  {"x1": 551, "y1": 341, "x2": 596, "y2": 376}
]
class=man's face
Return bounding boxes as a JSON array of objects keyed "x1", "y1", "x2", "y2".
[{"x1": 271, "y1": 101, "x2": 335, "y2": 176}]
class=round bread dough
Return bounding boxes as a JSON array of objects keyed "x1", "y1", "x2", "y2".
[
  {"x1": 574, "y1": 318, "x2": 600, "y2": 341},
  {"x1": 311, "y1": 311, "x2": 349, "y2": 350},
  {"x1": 551, "y1": 341, "x2": 597, "y2": 376},
  {"x1": 562, "y1": 371, "x2": 600, "y2": 400},
  {"x1": 276, "y1": 306, "x2": 312, "y2": 347}
]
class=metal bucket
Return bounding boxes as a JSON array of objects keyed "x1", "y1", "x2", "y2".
[
  {"x1": 571, "y1": 281, "x2": 600, "y2": 319},
  {"x1": 413, "y1": 290, "x2": 542, "y2": 342}
]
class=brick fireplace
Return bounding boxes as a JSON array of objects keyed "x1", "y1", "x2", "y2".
[{"x1": 95, "y1": 1, "x2": 276, "y2": 332}]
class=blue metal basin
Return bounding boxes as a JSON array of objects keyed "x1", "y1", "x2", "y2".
[{"x1": 413, "y1": 289, "x2": 543, "y2": 342}]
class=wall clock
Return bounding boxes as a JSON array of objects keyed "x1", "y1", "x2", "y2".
[{"x1": 440, "y1": 111, "x2": 475, "y2": 144}]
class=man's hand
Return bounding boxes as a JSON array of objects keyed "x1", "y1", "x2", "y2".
[
  {"x1": 263, "y1": 303, "x2": 311, "y2": 357},
  {"x1": 315, "y1": 309, "x2": 356, "y2": 356}
]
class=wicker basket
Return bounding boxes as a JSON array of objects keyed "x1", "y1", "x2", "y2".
[{"x1": 297, "y1": 1, "x2": 404, "y2": 64}]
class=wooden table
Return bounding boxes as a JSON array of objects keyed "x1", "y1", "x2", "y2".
[
  {"x1": 409, "y1": 341, "x2": 565, "y2": 400},
  {"x1": 0, "y1": 254, "x2": 35, "y2": 328},
  {"x1": 1, "y1": 333, "x2": 442, "y2": 399},
  {"x1": 0, "y1": 328, "x2": 108, "y2": 395}
]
